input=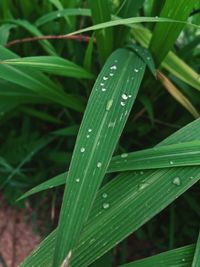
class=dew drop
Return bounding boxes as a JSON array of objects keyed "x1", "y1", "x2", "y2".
[
  {"x1": 110, "y1": 65, "x2": 117, "y2": 70},
  {"x1": 122, "y1": 93, "x2": 128, "y2": 100},
  {"x1": 109, "y1": 73, "x2": 114, "y2": 76},
  {"x1": 182, "y1": 258, "x2": 185, "y2": 262},
  {"x1": 102, "y1": 88, "x2": 106, "y2": 92},
  {"x1": 106, "y1": 99, "x2": 113, "y2": 111},
  {"x1": 108, "y1": 121, "x2": 116, "y2": 128},
  {"x1": 121, "y1": 153, "x2": 128, "y2": 158},
  {"x1": 172, "y1": 177, "x2": 181, "y2": 186},
  {"x1": 120, "y1": 101, "x2": 125, "y2": 106},
  {"x1": 102, "y1": 193, "x2": 108, "y2": 198},
  {"x1": 103, "y1": 76, "x2": 108, "y2": 80},
  {"x1": 86, "y1": 134, "x2": 90, "y2": 138},
  {"x1": 102, "y1": 203, "x2": 109, "y2": 209},
  {"x1": 75, "y1": 178, "x2": 80, "y2": 183},
  {"x1": 147, "y1": 56, "x2": 151, "y2": 60},
  {"x1": 57, "y1": 13, "x2": 61, "y2": 17},
  {"x1": 134, "y1": 68, "x2": 139, "y2": 73},
  {"x1": 140, "y1": 171, "x2": 144, "y2": 175},
  {"x1": 189, "y1": 176, "x2": 194, "y2": 180},
  {"x1": 80, "y1": 147, "x2": 85, "y2": 153},
  {"x1": 97, "y1": 162, "x2": 102, "y2": 168},
  {"x1": 88, "y1": 129, "x2": 92, "y2": 132},
  {"x1": 128, "y1": 95, "x2": 132, "y2": 98},
  {"x1": 169, "y1": 160, "x2": 174, "y2": 165},
  {"x1": 100, "y1": 83, "x2": 104, "y2": 86}
]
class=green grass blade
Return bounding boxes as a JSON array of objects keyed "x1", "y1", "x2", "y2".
[
  {"x1": 110, "y1": 140, "x2": 200, "y2": 172},
  {"x1": 18, "y1": 138, "x2": 200, "y2": 200},
  {"x1": 4, "y1": 19, "x2": 57, "y2": 55},
  {"x1": 0, "y1": 46, "x2": 85, "y2": 111},
  {"x1": 126, "y1": 44, "x2": 156, "y2": 76},
  {"x1": 1, "y1": 56, "x2": 95, "y2": 79},
  {"x1": 0, "y1": 23, "x2": 16, "y2": 45},
  {"x1": 35, "y1": 8, "x2": 91, "y2": 27},
  {"x1": 120, "y1": 244, "x2": 195, "y2": 267},
  {"x1": 149, "y1": 0, "x2": 196, "y2": 65},
  {"x1": 53, "y1": 48, "x2": 146, "y2": 266},
  {"x1": 89, "y1": 0, "x2": 113, "y2": 63},
  {"x1": 20, "y1": 118, "x2": 200, "y2": 267},
  {"x1": 66, "y1": 17, "x2": 199, "y2": 37},
  {"x1": 192, "y1": 231, "x2": 200, "y2": 267},
  {"x1": 131, "y1": 24, "x2": 200, "y2": 91},
  {"x1": 114, "y1": 0, "x2": 145, "y2": 47}
]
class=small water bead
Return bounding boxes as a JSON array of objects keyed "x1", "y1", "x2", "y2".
[
  {"x1": 189, "y1": 176, "x2": 194, "y2": 180},
  {"x1": 120, "y1": 101, "x2": 125, "y2": 106},
  {"x1": 110, "y1": 65, "x2": 117, "y2": 70},
  {"x1": 169, "y1": 160, "x2": 174, "y2": 165},
  {"x1": 100, "y1": 83, "x2": 104, "y2": 86},
  {"x1": 109, "y1": 73, "x2": 114, "y2": 76},
  {"x1": 103, "y1": 76, "x2": 108, "y2": 80},
  {"x1": 122, "y1": 93, "x2": 128, "y2": 100},
  {"x1": 97, "y1": 162, "x2": 102, "y2": 168},
  {"x1": 102, "y1": 193, "x2": 108, "y2": 198},
  {"x1": 75, "y1": 178, "x2": 80, "y2": 183},
  {"x1": 172, "y1": 177, "x2": 181, "y2": 186},
  {"x1": 140, "y1": 171, "x2": 144, "y2": 175},
  {"x1": 108, "y1": 121, "x2": 116, "y2": 128},
  {"x1": 134, "y1": 68, "x2": 139, "y2": 73},
  {"x1": 147, "y1": 56, "x2": 151, "y2": 60},
  {"x1": 102, "y1": 88, "x2": 107, "y2": 92},
  {"x1": 128, "y1": 95, "x2": 132, "y2": 98},
  {"x1": 121, "y1": 153, "x2": 128, "y2": 158},
  {"x1": 80, "y1": 147, "x2": 85, "y2": 153},
  {"x1": 106, "y1": 99, "x2": 113, "y2": 111},
  {"x1": 102, "y1": 203, "x2": 110, "y2": 209},
  {"x1": 86, "y1": 134, "x2": 90, "y2": 138},
  {"x1": 181, "y1": 258, "x2": 186, "y2": 262},
  {"x1": 88, "y1": 128, "x2": 92, "y2": 132},
  {"x1": 57, "y1": 13, "x2": 61, "y2": 17}
]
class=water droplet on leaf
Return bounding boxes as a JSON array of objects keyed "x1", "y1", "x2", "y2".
[{"x1": 172, "y1": 177, "x2": 181, "y2": 186}]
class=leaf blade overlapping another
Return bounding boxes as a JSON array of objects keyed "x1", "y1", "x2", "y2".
[{"x1": 52, "y1": 48, "x2": 146, "y2": 266}]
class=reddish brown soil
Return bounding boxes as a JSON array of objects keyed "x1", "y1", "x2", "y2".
[{"x1": 0, "y1": 197, "x2": 40, "y2": 267}]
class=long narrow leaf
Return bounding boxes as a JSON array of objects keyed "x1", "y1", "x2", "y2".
[
  {"x1": 1, "y1": 56, "x2": 95, "y2": 79},
  {"x1": 192, "y1": 231, "x2": 200, "y2": 267},
  {"x1": 53, "y1": 48, "x2": 146, "y2": 266},
  {"x1": 20, "y1": 120, "x2": 200, "y2": 267},
  {"x1": 18, "y1": 139, "x2": 200, "y2": 200},
  {"x1": 120, "y1": 244, "x2": 195, "y2": 267},
  {"x1": 150, "y1": 0, "x2": 196, "y2": 65}
]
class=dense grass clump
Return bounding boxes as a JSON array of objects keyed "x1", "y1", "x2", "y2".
[{"x1": 0, "y1": 0, "x2": 199, "y2": 266}]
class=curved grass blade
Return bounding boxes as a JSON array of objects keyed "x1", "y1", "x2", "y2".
[
  {"x1": 150, "y1": 0, "x2": 196, "y2": 65},
  {"x1": 0, "y1": 46, "x2": 85, "y2": 112},
  {"x1": 35, "y1": 8, "x2": 91, "y2": 27},
  {"x1": 89, "y1": 0, "x2": 113, "y2": 63},
  {"x1": 20, "y1": 121, "x2": 200, "y2": 267},
  {"x1": 0, "y1": 24, "x2": 16, "y2": 45},
  {"x1": 18, "y1": 139, "x2": 200, "y2": 200},
  {"x1": 65, "y1": 17, "x2": 199, "y2": 37},
  {"x1": 192, "y1": 231, "x2": 200, "y2": 267},
  {"x1": 120, "y1": 244, "x2": 195, "y2": 267},
  {"x1": 3, "y1": 19, "x2": 56, "y2": 55},
  {"x1": 131, "y1": 24, "x2": 200, "y2": 91},
  {"x1": 52, "y1": 48, "x2": 146, "y2": 266},
  {"x1": 1, "y1": 56, "x2": 95, "y2": 79},
  {"x1": 126, "y1": 44, "x2": 156, "y2": 76},
  {"x1": 157, "y1": 71, "x2": 199, "y2": 118}
]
